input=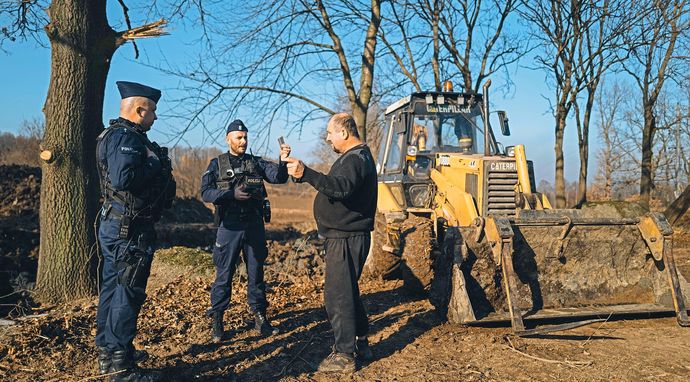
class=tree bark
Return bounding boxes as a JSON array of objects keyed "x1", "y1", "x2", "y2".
[
  {"x1": 35, "y1": 0, "x2": 118, "y2": 303},
  {"x1": 354, "y1": 0, "x2": 381, "y2": 141},
  {"x1": 576, "y1": 87, "x2": 595, "y2": 207},
  {"x1": 639, "y1": 103, "x2": 656, "y2": 210},
  {"x1": 554, "y1": 108, "x2": 567, "y2": 208}
]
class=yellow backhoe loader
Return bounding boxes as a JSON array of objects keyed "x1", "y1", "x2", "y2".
[{"x1": 368, "y1": 80, "x2": 690, "y2": 336}]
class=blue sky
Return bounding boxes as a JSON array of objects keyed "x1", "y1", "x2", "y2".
[{"x1": 0, "y1": 4, "x2": 594, "y2": 184}]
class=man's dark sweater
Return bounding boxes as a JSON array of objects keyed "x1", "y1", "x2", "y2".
[{"x1": 299, "y1": 143, "x2": 378, "y2": 238}]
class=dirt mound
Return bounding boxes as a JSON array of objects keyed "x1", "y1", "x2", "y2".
[
  {"x1": 267, "y1": 230, "x2": 325, "y2": 283},
  {"x1": 0, "y1": 165, "x2": 41, "y2": 317},
  {"x1": 161, "y1": 197, "x2": 214, "y2": 224},
  {"x1": 400, "y1": 216, "x2": 436, "y2": 294},
  {"x1": 0, "y1": 165, "x2": 41, "y2": 219}
]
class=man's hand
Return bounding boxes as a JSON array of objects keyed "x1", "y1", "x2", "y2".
[
  {"x1": 280, "y1": 144, "x2": 292, "y2": 161},
  {"x1": 233, "y1": 186, "x2": 252, "y2": 201},
  {"x1": 285, "y1": 157, "x2": 305, "y2": 179}
]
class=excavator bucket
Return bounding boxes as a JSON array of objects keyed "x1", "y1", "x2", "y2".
[{"x1": 432, "y1": 209, "x2": 690, "y2": 336}]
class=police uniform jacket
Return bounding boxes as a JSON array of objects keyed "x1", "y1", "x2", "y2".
[{"x1": 98, "y1": 118, "x2": 162, "y2": 214}]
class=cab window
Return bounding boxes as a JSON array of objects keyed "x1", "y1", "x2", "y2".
[{"x1": 383, "y1": 113, "x2": 405, "y2": 173}]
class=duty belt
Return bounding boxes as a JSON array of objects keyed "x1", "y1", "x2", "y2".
[
  {"x1": 104, "y1": 204, "x2": 155, "y2": 223},
  {"x1": 223, "y1": 207, "x2": 262, "y2": 221}
]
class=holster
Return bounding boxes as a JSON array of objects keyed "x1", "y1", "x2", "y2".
[{"x1": 116, "y1": 233, "x2": 154, "y2": 288}]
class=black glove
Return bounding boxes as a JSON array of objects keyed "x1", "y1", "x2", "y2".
[{"x1": 233, "y1": 186, "x2": 251, "y2": 201}]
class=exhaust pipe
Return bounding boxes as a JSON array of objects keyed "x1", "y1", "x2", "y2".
[{"x1": 482, "y1": 80, "x2": 491, "y2": 156}]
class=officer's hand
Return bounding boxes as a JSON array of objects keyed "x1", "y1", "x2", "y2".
[
  {"x1": 280, "y1": 144, "x2": 291, "y2": 161},
  {"x1": 233, "y1": 186, "x2": 252, "y2": 201},
  {"x1": 285, "y1": 157, "x2": 305, "y2": 179}
]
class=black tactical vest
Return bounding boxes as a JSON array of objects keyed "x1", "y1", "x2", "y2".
[
  {"x1": 212, "y1": 153, "x2": 267, "y2": 225},
  {"x1": 96, "y1": 119, "x2": 173, "y2": 216}
]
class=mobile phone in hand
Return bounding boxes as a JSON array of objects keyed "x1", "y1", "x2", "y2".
[{"x1": 278, "y1": 136, "x2": 285, "y2": 146}]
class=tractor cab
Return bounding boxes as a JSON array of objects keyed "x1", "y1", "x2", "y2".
[{"x1": 377, "y1": 84, "x2": 506, "y2": 211}]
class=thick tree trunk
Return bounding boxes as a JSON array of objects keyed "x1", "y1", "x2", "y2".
[
  {"x1": 431, "y1": 0, "x2": 441, "y2": 92},
  {"x1": 639, "y1": 103, "x2": 655, "y2": 210},
  {"x1": 35, "y1": 0, "x2": 118, "y2": 303},
  {"x1": 576, "y1": 90, "x2": 594, "y2": 207},
  {"x1": 554, "y1": 111, "x2": 567, "y2": 208},
  {"x1": 577, "y1": 141, "x2": 588, "y2": 206},
  {"x1": 353, "y1": 0, "x2": 381, "y2": 143},
  {"x1": 352, "y1": 104, "x2": 369, "y2": 142}
]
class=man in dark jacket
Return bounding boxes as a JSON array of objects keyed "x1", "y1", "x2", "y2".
[
  {"x1": 96, "y1": 81, "x2": 175, "y2": 382},
  {"x1": 286, "y1": 113, "x2": 378, "y2": 373},
  {"x1": 201, "y1": 119, "x2": 290, "y2": 343}
]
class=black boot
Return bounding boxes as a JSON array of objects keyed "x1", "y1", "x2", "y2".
[
  {"x1": 99, "y1": 347, "x2": 149, "y2": 374},
  {"x1": 98, "y1": 347, "x2": 112, "y2": 375},
  {"x1": 110, "y1": 349, "x2": 157, "y2": 382},
  {"x1": 254, "y1": 311, "x2": 279, "y2": 336},
  {"x1": 211, "y1": 312, "x2": 224, "y2": 343},
  {"x1": 355, "y1": 337, "x2": 373, "y2": 361}
]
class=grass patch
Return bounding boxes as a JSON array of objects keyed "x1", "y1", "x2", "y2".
[{"x1": 155, "y1": 246, "x2": 214, "y2": 272}]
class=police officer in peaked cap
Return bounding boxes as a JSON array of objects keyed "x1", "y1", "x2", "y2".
[
  {"x1": 201, "y1": 119, "x2": 291, "y2": 343},
  {"x1": 95, "y1": 81, "x2": 176, "y2": 381}
]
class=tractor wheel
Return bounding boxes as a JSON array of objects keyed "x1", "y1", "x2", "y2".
[
  {"x1": 363, "y1": 213, "x2": 401, "y2": 280},
  {"x1": 401, "y1": 215, "x2": 436, "y2": 294}
]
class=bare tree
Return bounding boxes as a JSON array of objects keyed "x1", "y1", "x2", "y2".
[
  {"x1": 438, "y1": 0, "x2": 526, "y2": 93},
  {"x1": 378, "y1": 0, "x2": 526, "y2": 95},
  {"x1": 2, "y1": 0, "x2": 167, "y2": 303},
  {"x1": 0, "y1": 118, "x2": 43, "y2": 166},
  {"x1": 521, "y1": 0, "x2": 582, "y2": 208},
  {"x1": 621, "y1": 0, "x2": 689, "y2": 209},
  {"x1": 169, "y1": 0, "x2": 381, "y2": 146},
  {"x1": 170, "y1": 146, "x2": 222, "y2": 199},
  {"x1": 571, "y1": 0, "x2": 631, "y2": 206},
  {"x1": 521, "y1": 0, "x2": 633, "y2": 208},
  {"x1": 594, "y1": 81, "x2": 626, "y2": 200},
  {"x1": 377, "y1": 0, "x2": 444, "y2": 93}
]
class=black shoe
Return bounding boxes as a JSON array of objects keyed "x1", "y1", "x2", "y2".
[
  {"x1": 133, "y1": 349, "x2": 149, "y2": 364},
  {"x1": 98, "y1": 347, "x2": 112, "y2": 375},
  {"x1": 355, "y1": 337, "x2": 373, "y2": 361},
  {"x1": 254, "y1": 311, "x2": 279, "y2": 336},
  {"x1": 98, "y1": 347, "x2": 149, "y2": 375},
  {"x1": 211, "y1": 312, "x2": 224, "y2": 343},
  {"x1": 110, "y1": 350, "x2": 158, "y2": 382},
  {"x1": 317, "y1": 351, "x2": 356, "y2": 374}
]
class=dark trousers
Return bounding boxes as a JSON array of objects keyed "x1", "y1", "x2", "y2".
[
  {"x1": 324, "y1": 234, "x2": 370, "y2": 354},
  {"x1": 95, "y1": 215, "x2": 155, "y2": 352},
  {"x1": 208, "y1": 220, "x2": 268, "y2": 315}
]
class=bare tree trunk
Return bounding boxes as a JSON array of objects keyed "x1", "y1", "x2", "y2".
[
  {"x1": 599, "y1": 101, "x2": 614, "y2": 199},
  {"x1": 555, "y1": 109, "x2": 567, "y2": 208},
  {"x1": 430, "y1": 0, "x2": 442, "y2": 91},
  {"x1": 576, "y1": 87, "x2": 596, "y2": 207},
  {"x1": 639, "y1": 104, "x2": 656, "y2": 210},
  {"x1": 35, "y1": 0, "x2": 118, "y2": 303},
  {"x1": 577, "y1": 129, "x2": 588, "y2": 207}
]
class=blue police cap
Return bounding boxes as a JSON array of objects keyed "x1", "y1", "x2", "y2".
[
  {"x1": 116, "y1": 81, "x2": 161, "y2": 103},
  {"x1": 227, "y1": 119, "x2": 248, "y2": 134}
]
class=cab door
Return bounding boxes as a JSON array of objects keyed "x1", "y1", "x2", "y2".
[{"x1": 376, "y1": 111, "x2": 407, "y2": 213}]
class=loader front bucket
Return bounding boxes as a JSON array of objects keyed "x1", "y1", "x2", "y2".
[{"x1": 434, "y1": 210, "x2": 690, "y2": 336}]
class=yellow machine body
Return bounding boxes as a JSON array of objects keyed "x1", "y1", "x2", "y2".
[{"x1": 374, "y1": 88, "x2": 690, "y2": 335}]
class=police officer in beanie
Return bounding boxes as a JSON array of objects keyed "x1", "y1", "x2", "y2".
[
  {"x1": 95, "y1": 81, "x2": 175, "y2": 381},
  {"x1": 201, "y1": 119, "x2": 290, "y2": 342}
]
